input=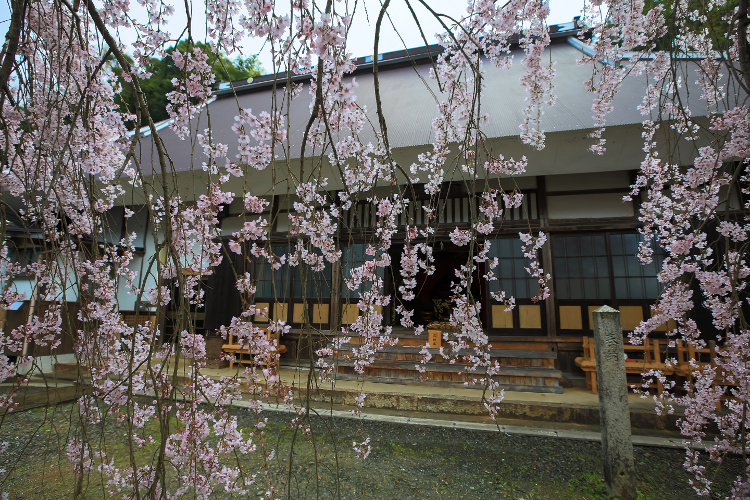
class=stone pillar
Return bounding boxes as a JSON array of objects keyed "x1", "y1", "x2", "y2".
[{"x1": 592, "y1": 305, "x2": 636, "y2": 500}]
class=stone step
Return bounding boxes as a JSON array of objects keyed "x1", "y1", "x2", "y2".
[
  {"x1": 326, "y1": 372, "x2": 563, "y2": 394},
  {"x1": 328, "y1": 361, "x2": 563, "y2": 394}
]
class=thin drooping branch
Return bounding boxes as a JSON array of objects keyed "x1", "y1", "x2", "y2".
[{"x1": 298, "y1": 0, "x2": 334, "y2": 184}]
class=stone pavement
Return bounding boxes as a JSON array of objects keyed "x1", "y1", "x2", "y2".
[
  {"x1": 198, "y1": 363, "x2": 683, "y2": 440},
  {"x1": 46, "y1": 360, "x2": 686, "y2": 446}
]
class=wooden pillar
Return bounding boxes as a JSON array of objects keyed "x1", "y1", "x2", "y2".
[
  {"x1": 537, "y1": 176, "x2": 557, "y2": 338},
  {"x1": 330, "y1": 258, "x2": 341, "y2": 333},
  {"x1": 269, "y1": 194, "x2": 280, "y2": 232}
]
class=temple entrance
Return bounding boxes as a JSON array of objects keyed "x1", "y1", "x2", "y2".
[{"x1": 390, "y1": 244, "x2": 487, "y2": 328}]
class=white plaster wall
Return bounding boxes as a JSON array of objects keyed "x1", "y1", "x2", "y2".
[
  {"x1": 10, "y1": 280, "x2": 34, "y2": 301},
  {"x1": 275, "y1": 213, "x2": 291, "y2": 233},
  {"x1": 40, "y1": 256, "x2": 80, "y2": 302},
  {"x1": 22, "y1": 352, "x2": 77, "y2": 375},
  {"x1": 547, "y1": 193, "x2": 634, "y2": 219},
  {"x1": 117, "y1": 229, "x2": 161, "y2": 311},
  {"x1": 545, "y1": 171, "x2": 631, "y2": 192}
]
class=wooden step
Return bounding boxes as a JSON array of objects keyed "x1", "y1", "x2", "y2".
[
  {"x1": 326, "y1": 360, "x2": 563, "y2": 394},
  {"x1": 336, "y1": 351, "x2": 553, "y2": 367},
  {"x1": 323, "y1": 358, "x2": 562, "y2": 379},
  {"x1": 340, "y1": 335, "x2": 555, "y2": 351},
  {"x1": 325, "y1": 334, "x2": 562, "y2": 393},
  {"x1": 333, "y1": 344, "x2": 557, "y2": 359}
]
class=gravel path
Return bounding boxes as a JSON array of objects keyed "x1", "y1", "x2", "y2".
[{"x1": 0, "y1": 403, "x2": 742, "y2": 499}]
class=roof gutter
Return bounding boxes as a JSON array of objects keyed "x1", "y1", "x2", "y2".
[
  {"x1": 212, "y1": 47, "x2": 445, "y2": 97},
  {"x1": 127, "y1": 96, "x2": 217, "y2": 138},
  {"x1": 566, "y1": 35, "x2": 723, "y2": 65},
  {"x1": 213, "y1": 20, "x2": 584, "y2": 98}
]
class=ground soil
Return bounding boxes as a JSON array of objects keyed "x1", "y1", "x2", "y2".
[{"x1": 0, "y1": 403, "x2": 743, "y2": 499}]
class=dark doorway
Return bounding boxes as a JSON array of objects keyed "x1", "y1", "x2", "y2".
[{"x1": 390, "y1": 244, "x2": 487, "y2": 327}]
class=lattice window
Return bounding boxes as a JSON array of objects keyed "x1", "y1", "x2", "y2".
[
  {"x1": 552, "y1": 232, "x2": 663, "y2": 301},
  {"x1": 254, "y1": 245, "x2": 290, "y2": 299},
  {"x1": 609, "y1": 233, "x2": 663, "y2": 300},
  {"x1": 340, "y1": 243, "x2": 385, "y2": 299},
  {"x1": 487, "y1": 237, "x2": 539, "y2": 300},
  {"x1": 343, "y1": 191, "x2": 538, "y2": 229}
]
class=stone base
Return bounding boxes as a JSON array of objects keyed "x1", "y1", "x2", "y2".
[{"x1": 205, "y1": 335, "x2": 230, "y2": 369}]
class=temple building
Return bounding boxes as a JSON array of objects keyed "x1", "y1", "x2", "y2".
[{"x1": 4, "y1": 20, "x2": 736, "y2": 389}]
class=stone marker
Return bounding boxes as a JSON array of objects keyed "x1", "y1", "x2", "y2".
[{"x1": 592, "y1": 305, "x2": 636, "y2": 500}]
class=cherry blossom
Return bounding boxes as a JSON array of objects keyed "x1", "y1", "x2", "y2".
[{"x1": 0, "y1": 0, "x2": 748, "y2": 496}]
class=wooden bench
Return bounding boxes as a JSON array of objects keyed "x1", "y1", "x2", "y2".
[
  {"x1": 575, "y1": 336, "x2": 674, "y2": 394},
  {"x1": 222, "y1": 327, "x2": 287, "y2": 370},
  {"x1": 673, "y1": 339, "x2": 739, "y2": 408},
  {"x1": 674, "y1": 340, "x2": 716, "y2": 379}
]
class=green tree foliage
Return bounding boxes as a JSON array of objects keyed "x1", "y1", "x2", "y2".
[
  {"x1": 644, "y1": 0, "x2": 737, "y2": 52},
  {"x1": 114, "y1": 41, "x2": 263, "y2": 127}
]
